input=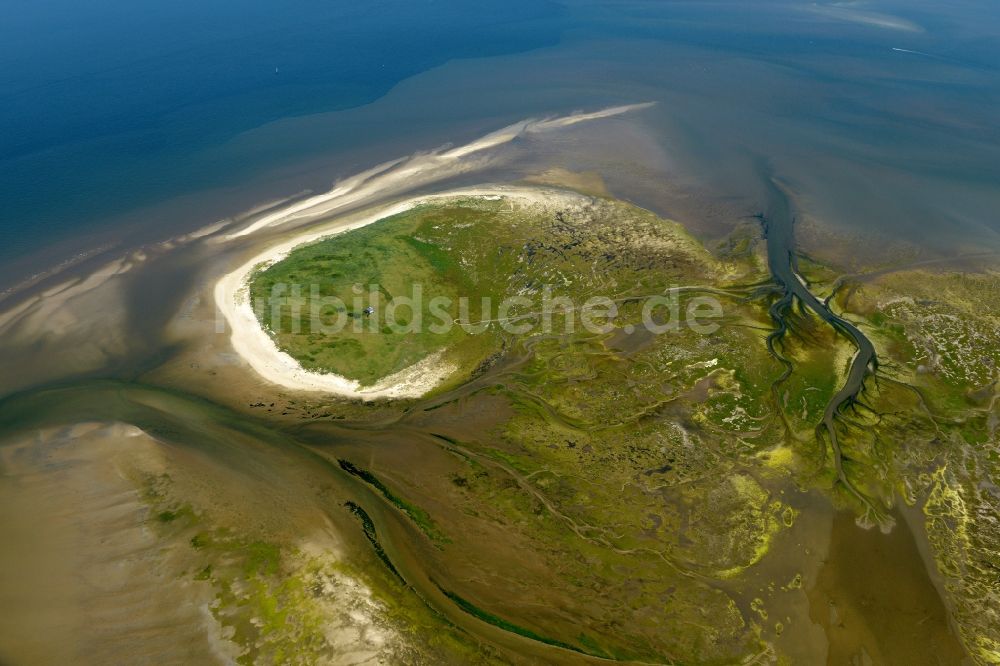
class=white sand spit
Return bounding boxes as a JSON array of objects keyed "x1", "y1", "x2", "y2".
[{"x1": 225, "y1": 103, "x2": 653, "y2": 239}]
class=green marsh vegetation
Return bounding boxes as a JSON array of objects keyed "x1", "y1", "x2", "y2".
[
  {"x1": 31, "y1": 195, "x2": 996, "y2": 662},
  {"x1": 249, "y1": 202, "x2": 503, "y2": 385},
  {"x1": 249, "y1": 196, "x2": 725, "y2": 388}
]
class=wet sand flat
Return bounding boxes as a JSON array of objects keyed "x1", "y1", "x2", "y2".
[{"x1": 808, "y1": 511, "x2": 968, "y2": 665}]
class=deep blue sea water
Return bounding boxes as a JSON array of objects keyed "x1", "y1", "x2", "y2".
[
  {"x1": 0, "y1": 0, "x2": 562, "y2": 274},
  {"x1": 2, "y1": 0, "x2": 999, "y2": 283}
]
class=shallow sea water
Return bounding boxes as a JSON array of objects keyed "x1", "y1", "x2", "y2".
[{"x1": 2, "y1": 0, "x2": 999, "y2": 285}]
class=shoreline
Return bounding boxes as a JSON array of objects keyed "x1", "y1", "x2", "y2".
[
  {"x1": 224, "y1": 103, "x2": 653, "y2": 241},
  {"x1": 213, "y1": 185, "x2": 591, "y2": 400}
]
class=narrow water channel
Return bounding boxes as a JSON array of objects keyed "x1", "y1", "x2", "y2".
[{"x1": 759, "y1": 180, "x2": 880, "y2": 517}]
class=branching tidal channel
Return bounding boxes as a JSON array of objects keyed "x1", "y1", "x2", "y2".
[{"x1": 756, "y1": 183, "x2": 883, "y2": 524}]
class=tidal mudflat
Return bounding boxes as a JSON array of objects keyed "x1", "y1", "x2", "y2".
[{"x1": 1, "y1": 111, "x2": 998, "y2": 663}]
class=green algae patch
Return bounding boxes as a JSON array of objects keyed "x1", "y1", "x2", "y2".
[
  {"x1": 155, "y1": 505, "x2": 195, "y2": 523},
  {"x1": 344, "y1": 501, "x2": 403, "y2": 582},
  {"x1": 338, "y1": 459, "x2": 449, "y2": 545},
  {"x1": 436, "y1": 583, "x2": 593, "y2": 656},
  {"x1": 679, "y1": 474, "x2": 786, "y2": 578},
  {"x1": 135, "y1": 469, "x2": 504, "y2": 664}
]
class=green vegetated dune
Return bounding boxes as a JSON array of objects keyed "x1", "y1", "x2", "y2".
[
  {"x1": 228, "y1": 195, "x2": 998, "y2": 661},
  {"x1": 250, "y1": 196, "x2": 724, "y2": 388}
]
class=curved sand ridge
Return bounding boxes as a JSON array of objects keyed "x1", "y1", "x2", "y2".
[
  {"x1": 213, "y1": 103, "x2": 655, "y2": 400},
  {"x1": 214, "y1": 186, "x2": 593, "y2": 400},
  {"x1": 224, "y1": 103, "x2": 653, "y2": 240}
]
